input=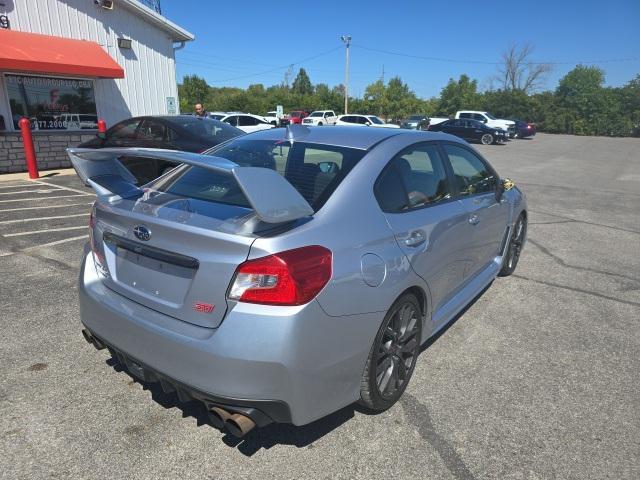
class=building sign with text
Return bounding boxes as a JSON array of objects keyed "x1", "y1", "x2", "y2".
[{"x1": 4, "y1": 74, "x2": 98, "y2": 130}]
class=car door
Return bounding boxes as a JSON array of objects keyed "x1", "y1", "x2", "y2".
[
  {"x1": 441, "y1": 142, "x2": 509, "y2": 280},
  {"x1": 375, "y1": 142, "x2": 470, "y2": 313},
  {"x1": 442, "y1": 119, "x2": 462, "y2": 137}
]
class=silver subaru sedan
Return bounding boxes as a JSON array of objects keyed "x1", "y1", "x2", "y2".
[{"x1": 68, "y1": 125, "x2": 527, "y2": 437}]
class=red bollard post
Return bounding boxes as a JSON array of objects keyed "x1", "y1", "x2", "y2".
[
  {"x1": 97, "y1": 118, "x2": 107, "y2": 134},
  {"x1": 18, "y1": 117, "x2": 39, "y2": 179}
]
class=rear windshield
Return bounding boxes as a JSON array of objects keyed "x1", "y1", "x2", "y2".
[
  {"x1": 150, "y1": 139, "x2": 366, "y2": 212},
  {"x1": 168, "y1": 117, "x2": 241, "y2": 141}
]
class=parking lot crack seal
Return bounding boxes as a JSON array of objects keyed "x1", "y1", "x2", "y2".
[
  {"x1": 512, "y1": 275, "x2": 640, "y2": 308},
  {"x1": 400, "y1": 392, "x2": 478, "y2": 480},
  {"x1": 527, "y1": 238, "x2": 640, "y2": 284}
]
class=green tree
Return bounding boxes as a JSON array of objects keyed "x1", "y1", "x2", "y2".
[
  {"x1": 437, "y1": 75, "x2": 481, "y2": 115},
  {"x1": 291, "y1": 68, "x2": 313, "y2": 95},
  {"x1": 179, "y1": 75, "x2": 210, "y2": 112}
]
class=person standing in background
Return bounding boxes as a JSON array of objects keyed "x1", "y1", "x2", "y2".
[{"x1": 194, "y1": 103, "x2": 207, "y2": 117}]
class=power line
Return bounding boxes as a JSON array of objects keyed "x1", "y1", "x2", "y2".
[
  {"x1": 202, "y1": 46, "x2": 343, "y2": 84},
  {"x1": 353, "y1": 43, "x2": 639, "y2": 66}
]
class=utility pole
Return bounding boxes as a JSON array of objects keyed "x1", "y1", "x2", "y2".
[{"x1": 340, "y1": 35, "x2": 351, "y2": 114}]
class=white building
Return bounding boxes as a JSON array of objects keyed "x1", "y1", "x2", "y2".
[{"x1": 0, "y1": 0, "x2": 193, "y2": 172}]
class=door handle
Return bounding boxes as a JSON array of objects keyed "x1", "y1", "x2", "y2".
[
  {"x1": 468, "y1": 214, "x2": 480, "y2": 225},
  {"x1": 404, "y1": 230, "x2": 426, "y2": 247}
]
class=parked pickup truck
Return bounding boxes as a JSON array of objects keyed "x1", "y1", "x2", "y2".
[
  {"x1": 302, "y1": 110, "x2": 338, "y2": 126},
  {"x1": 455, "y1": 111, "x2": 515, "y2": 137}
]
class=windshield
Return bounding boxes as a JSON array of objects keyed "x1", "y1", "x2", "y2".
[
  {"x1": 192, "y1": 139, "x2": 367, "y2": 211},
  {"x1": 168, "y1": 117, "x2": 242, "y2": 142},
  {"x1": 309, "y1": 112, "x2": 323, "y2": 117},
  {"x1": 290, "y1": 112, "x2": 302, "y2": 118},
  {"x1": 368, "y1": 116, "x2": 384, "y2": 125},
  {"x1": 484, "y1": 113, "x2": 497, "y2": 120}
]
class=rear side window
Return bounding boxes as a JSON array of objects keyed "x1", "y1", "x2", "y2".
[
  {"x1": 443, "y1": 144, "x2": 497, "y2": 195},
  {"x1": 169, "y1": 117, "x2": 240, "y2": 143},
  {"x1": 162, "y1": 139, "x2": 366, "y2": 211},
  {"x1": 375, "y1": 143, "x2": 452, "y2": 212},
  {"x1": 459, "y1": 113, "x2": 471, "y2": 119},
  {"x1": 109, "y1": 119, "x2": 141, "y2": 140}
]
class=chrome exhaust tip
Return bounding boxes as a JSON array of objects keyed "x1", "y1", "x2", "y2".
[{"x1": 225, "y1": 413, "x2": 256, "y2": 438}]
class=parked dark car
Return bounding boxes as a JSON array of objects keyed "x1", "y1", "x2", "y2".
[
  {"x1": 510, "y1": 119, "x2": 537, "y2": 138},
  {"x1": 401, "y1": 115, "x2": 430, "y2": 130},
  {"x1": 428, "y1": 119, "x2": 508, "y2": 145},
  {"x1": 78, "y1": 115, "x2": 243, "y2": 183}
]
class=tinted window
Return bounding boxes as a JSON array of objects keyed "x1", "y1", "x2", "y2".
[
  {"x1": 443, "y1": 144, "x2": 497, "y2": 195},
  {"x1": 200, "y1": 139, "x2": 366, "y2": 210},
  {"x1": 109, "y1": 119, "x2": 141, "y2": 140},
  {"x1": 168, "y1": 117, "x2": 241, "y2": 143},
  {"x1": 375, "y1": 143, "x2": 452, "y2": 212},
  {"x1": 238, "y1": 115, "x2": 258, "y2": 126},
  {"x1": 459, "y1": 113, "x2": 472, "y2": 119},
  {"x1": 138, "y1": 119, "x2": 167, "y2": 141},
  {"x1": 224, "y1": 116, "x2": 238, "y2": 126},
  {"x1": 473, "y1": 114, "x2": 486, "y2": 122}
]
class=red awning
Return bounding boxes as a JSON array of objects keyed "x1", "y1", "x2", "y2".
[{"x1": 0, "y1": 30, "x2": 124, "y2": 79}]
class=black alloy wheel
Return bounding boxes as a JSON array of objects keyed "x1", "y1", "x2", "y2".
[
  {"x1": 499, "y1": 214, "x2": 527, "y2": 276},
  {"x1": 359, "y1": 293, "x2": 422, "y2": 411}
]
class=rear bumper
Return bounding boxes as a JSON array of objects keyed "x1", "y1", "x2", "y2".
[{"x1": 78, "y1": 252, "x2": 380, "y2": 426}]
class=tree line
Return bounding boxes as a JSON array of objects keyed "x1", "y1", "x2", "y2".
[{"x1": 179, "y1": 47, "x2": 639, "y2": 137}]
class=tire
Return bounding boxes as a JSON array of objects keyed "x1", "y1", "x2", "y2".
[
  {"x1": 481, "y1": 133, "x2": 494, "y2": 145},
  {"x1": 318, "y1": 122, "x2": 323, "y2": 126},
  {"x1": 359, "y1": 293, "x2": 422, "y2": 411},
  {"x1": 499, "y1": 214, "x2": 527, "y2": 277}
]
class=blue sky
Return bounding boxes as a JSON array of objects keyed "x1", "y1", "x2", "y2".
[{"x1": 163, "y1": 0, "x2": 640, "y2": 98}]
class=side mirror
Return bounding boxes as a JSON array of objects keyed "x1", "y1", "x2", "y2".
[
  {"x1": 496, "y1": 178, "x2": 515, "y2": 201},
  {"x1": 365, "y1": 121, "x2": 371, "y2": 126}
]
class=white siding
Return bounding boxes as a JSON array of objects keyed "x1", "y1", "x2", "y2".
[{"x1": 0, "y1": 0, "x2": 182, "y2": 127}]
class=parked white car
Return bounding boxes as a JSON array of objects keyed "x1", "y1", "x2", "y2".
[
  {"x1": 455, "y1": 111, "x2": 515, "y2": 137},
  {"x1": 263, "y1": 111, "x2": 281, "y2": 126},
  {"x1": 209, "y1": 113, "x2": 274, "y2": 133},
  {"x1": 302, "y1": 110, "x2": 338, "y2": 126},
  {"x1": 335, "y1": 114, "x2": 400, "y2": 128}
]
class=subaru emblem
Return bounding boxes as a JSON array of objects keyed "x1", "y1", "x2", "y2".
[{"x1": 133, "y1": 225, "x2": 151, "y2": 241}]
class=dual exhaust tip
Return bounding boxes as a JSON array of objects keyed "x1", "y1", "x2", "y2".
[
  {"x1": 82, "y1": 328, "x2": 106, "y2": 351},
  {"x1": 82, "y1": 329, "x2": 257, "y2": 438},
  {"x1": 207, "y1": 406, "x2": 256, "y2": 438}
]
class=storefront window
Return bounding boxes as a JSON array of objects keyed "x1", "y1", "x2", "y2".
[{"x1": 4, "y1": 74, "x2": 98, "y2": 131}]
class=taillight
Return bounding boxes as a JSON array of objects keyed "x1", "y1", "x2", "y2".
[
  {"x1": 88, "y1": 204, "x2": 106, "y2": 272},
  {"x1": 228, "y1": 246, "x2": 332, "y2": 306}
]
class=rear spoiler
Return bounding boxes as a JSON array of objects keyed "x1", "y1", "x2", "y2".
[{"x1": 67, "y1": 148, "x2": 314, "y2": 224}]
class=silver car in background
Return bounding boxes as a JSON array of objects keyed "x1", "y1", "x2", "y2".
[{"x1": 69, "y1": 125, "x2": 527, "y2": 437}]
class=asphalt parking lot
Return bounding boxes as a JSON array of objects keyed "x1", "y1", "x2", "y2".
[{"x1": 1, "y1": 134, "x2": 639, "y2": 480}]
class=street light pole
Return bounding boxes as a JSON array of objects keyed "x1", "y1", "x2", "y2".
[{"x1": 340, "y1": 35, "x2": 351, "y2": 114}]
